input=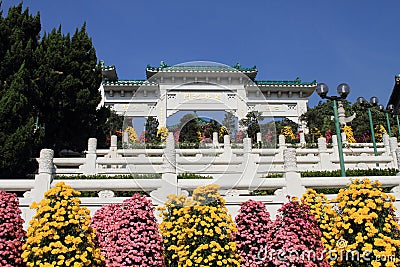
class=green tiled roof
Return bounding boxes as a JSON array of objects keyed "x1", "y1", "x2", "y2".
[
  {"x1": 146, "y1": 62, "x2": 257, "y2": 72},
  {"x1": 255, "y1": 77, "x2": 317, "y2": 86},
  {"x1": 102, "y1": 65, "x2": 115, "y2": 71},
  {"x1": 102, "y1": 80, "x2": 157, "y2": 86}
]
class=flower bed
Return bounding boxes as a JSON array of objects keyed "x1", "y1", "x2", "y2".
[{"x1": 0, "y1": 179, "x2": 399, "y2": 266}]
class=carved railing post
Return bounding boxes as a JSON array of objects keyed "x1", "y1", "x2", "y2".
[
  {"x1": 108, "y1": 135, "x2": 118, "y2": 158},
  {"x1": 317, "y1": 137, "x2": 333, "y2": 169},
  {"x1": 283, "y1": 148, "x2": 305, "y2": 197},
  {"x1": 243, "y1": 138, "x2": 252, "y2": 154},
  {"x1": 389, "y1": 137, "x2": 399, "y2": 169},
  {"x1": 33, "y1": 149, "x2": 54, "y2": 202},
  {"x1": 151, "y1": 132, "x2": 178, "y2": 205},
  {"x1": 396, "y1": 148, "x2": 400, "y2": 174},
  {"x1": 299, "y1": 132, "x2": 306, "y2": 146},
  {"x1": 278, "y1": 134, "x2": 287, "y2": 157},
  {"x1": 38, "y1": 149, "x2": 54, "y2": 175},
  {"x1": 284, "y1": 148, "x2": 297, "y2": 173},
  {"x1": 213, "y1": 132, "x2": 219, "y2": 147},
  {"x1": 256, "y1": 132, "x2": 262, "y2": 144},
  {"x1": 332, "y1": 135, "x2": 339, "y2": 158},
  {"x1": 383, "y1": 133, "x2": 390, "y2": 156},
  {"x1": 81, "y1": 138, "x2": 97, "y2": 175},
  {"x1": 318, "y1": 137, "x2": 327, "y2": 152}
]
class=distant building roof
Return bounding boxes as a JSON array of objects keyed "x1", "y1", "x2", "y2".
[
  {"x1": 101, "y1": 61, "x2": 316, "y2": 89},
  {"x1": 387, "y1": 75, "x2": 400, "y2": 112},
  {"x1": 145, "y1": 62, "x2": 258, "y2": 80}
]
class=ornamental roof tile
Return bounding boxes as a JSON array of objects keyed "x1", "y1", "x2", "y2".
[
  {"x1": 146, "y1": 62, "x2": 258, "y2": 79},
  {"x1": 255, "y1": 78, "x2": 317, "y2": 86},
  {"x1": 102, "y1": 80, "x2": 157, "y2": 86},
  {"x1": 146, "y1": 62, "x2": 257, "y2": 72}
]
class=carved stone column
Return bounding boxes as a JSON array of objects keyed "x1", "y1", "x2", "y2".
[
  {"x1": 317, "y1": 137, "x2": 327, "y2": 152},
  {"x1": 284, "y1": 148, "x2": 297, "y2": 172},
  {"x1": 38, "y1": 149, "x2": 54, "y2": 175}
]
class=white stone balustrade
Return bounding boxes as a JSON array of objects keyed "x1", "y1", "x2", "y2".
[{"x1": 2, "y1": 133, "x2": 400, "y2": 227}]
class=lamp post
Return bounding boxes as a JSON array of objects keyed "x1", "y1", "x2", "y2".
[
  {"x1": 356, "y1": 97, "x2": 379, "y2": 164},
  {"x1": 316, "y1": 83, "x2": 350, "y2": 177},
  {"x1": 378, "y1": 104, "x2": 393, "y2": 137}
]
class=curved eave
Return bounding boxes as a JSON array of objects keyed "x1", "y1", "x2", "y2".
[
  {"x1": 250, "y1": 81, "x2": 317, "y2": 97},
  {"x1": 102, "y1": 66, "x2": 118, "y2": 81},
  {"x1": 387, "y1": 76, "x2": 400, "y2": 112},
  {"x1": 102, "y1": 80, "x2": 158, "y2": 87}
]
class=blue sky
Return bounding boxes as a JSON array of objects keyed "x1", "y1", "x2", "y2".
[{"x1": 2, "y1": 1, "x2": 400, "y2": 107}]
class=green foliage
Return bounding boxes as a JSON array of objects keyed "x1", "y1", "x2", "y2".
[
  {"x1": 55, "y1": 174, "x2": 162, "y2": 180},
  {"x1": 200, "y1": 119, "x2": 220, "y2": 139},
  {"x1": 265, "y1": 173, "x2": 284, "y2": 178},
  {"x1": 262, "y1": 169, "x2": 397, "y2": 179},
  {"x1": 275, "y1": 118, "x2": 298, "y2": 137},
  {"x1": 222, "y1": 111, "x2": 236, "y2": 138},
  {"x1": 80, "y1": 191, "x2": 149, "y2": 197},
  {"x1": 0, "y1": 5, "x2": 42, "y2": 177},
  {"x1": 34, "y1": 23, "x2": 102, "y2": 153},
  {"x1": 0, "y1": 4, "x2": 104, "y2": 177},
  {"x1": 301, "y1": 100, "x2": 353, "y2": 135},
  {"x1": 145, "y1": 116, "x2": 160, "y2": 143},
  {"x1": 178, "y1": 113, "x2": 201, "y2": 145},
  {"x1": 300, "y1": 168, "x2": 398, "y2": 177},
  {"x1": 252, "y1": 189, "x2": 276, "y2": 195},
  {"x1": 177, "y1": 173, "x2": 213, "y2": 179},
  {"x1": 239, "y1": 111, "x2": 261, "y2": 141},
  {"x1": 95, "y1": 108, "x2": 124, "y2": 148},
  {"x1": 55, "y1": 173, "x2": 216, "y2": 180}
]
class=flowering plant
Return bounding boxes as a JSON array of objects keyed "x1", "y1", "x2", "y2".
[
  {"x1": 0, "y1": 191, "x2": 25, "y2": 267},
  {"x1": 302, "y1": 189, "x2": 336, "y2": 251},
  {"x1": 22, "y1": 182, "x2": 104, "y2": 267},
  {"x1": 157, "y1": 126, "x2": 169, "y2": 144},
  {"x1": 159, "y1": 184, "x2": 241, "y2": 267},
  {"x1": 218, "y1": 126, "x2": 229, "y2": 143},
  {"x1": 124, "y1": 126, "x2": 138, "y2": 143},
  {"x1": 265, "y1": 197, "x2": 329, "y2": 266},
  {"x1": 91, "y1": 193, "x2": 165, "y2": 266},
  {"x1": 234, "y1": 199, "x2": 272, "y2": 266},
  {"x1": 329, "y1": 178, "x2": 400, "y2": 266},
  {"x1": 374, "y1": 124, "x2": 387, "y2": 142},
  {"x1": 281, "y1": 126, "x2": 296, "y2": 142},
  {"x1": 235, "y1": 130, "x2": 244, "y2": 143},
  {"x1": 342, "y1": 125, "x2": 356, "y2": 143}
]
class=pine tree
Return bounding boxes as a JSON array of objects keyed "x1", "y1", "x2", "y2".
[
  {"x1": 239, "y1": 111, "x2": 261, "y2": 141},
  {"x1": 0, "y1": 64, "x2": 39, "y2": 177},
  {"x1": 0, "y1": 191, "x2": 26, "y2": 267},
  {"x1": 0, "y1": 4, "x2": 42, "y2": 177},
  {"x1": 222, "y1": 111, "x2": 237, "y2": 138},
  {"x1": 34, "y1": 23, "x2": 102, "y2": 152},
  {"x1": 22, "y1": 182, "x2": 104, "y2": 266},
  {"x1": 178, "y1": 113, "x2": 201, "y2": 145},
  {"x1": 145, "y1": 116, "x2": 160, "y2": 144}
]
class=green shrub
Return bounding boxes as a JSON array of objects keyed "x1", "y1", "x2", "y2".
[
  {"x1": 177, "y1": 173, "x2": 213, "y2": 179},
  {"x1": 301, "y1": 168, "x2": 397, "y2": 177},
  {"x1": 55, "y1": 174, "x2": 161, "y2": 180}
]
